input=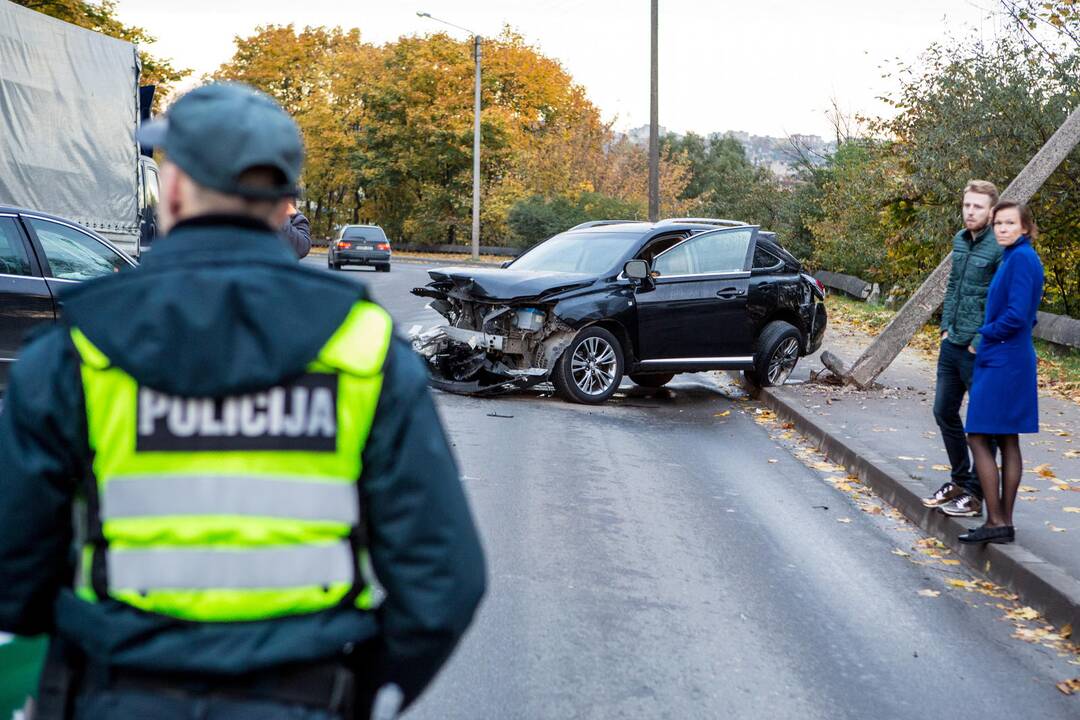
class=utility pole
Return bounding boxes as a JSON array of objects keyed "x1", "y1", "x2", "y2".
[
  {"x1": 417, "y1": 11, "x2": 482, "y2": 260},
  {"x1": 648, "y1": 0, "x2": 659, "y2": 222}
]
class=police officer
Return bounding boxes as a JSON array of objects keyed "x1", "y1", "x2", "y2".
[{"x1": 0, "y1": 83, "x2": 485, "y2": 719}]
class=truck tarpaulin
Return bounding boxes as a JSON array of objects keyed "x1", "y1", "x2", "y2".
[{"x1": 0, "y1": 0, "x2": 140, "y2": 239}]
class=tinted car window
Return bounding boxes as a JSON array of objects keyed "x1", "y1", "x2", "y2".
[
  {"x1": 0, "y1": 218, "x2": 32, "y2": 277},
  {"x1": 342, "y1": 227, "x2": 387, "y2": 242},
  {"x1": 654, "y1": 228, "x2": 753, "y2": 276},
  {"x1": 752, "y1": 244, "x2": 781, "y2": 270},
  {"x1": 510, "y1": 231, "x2": 643, "y2": 274},
  {"x1": 29, "y1": 218, "x2": 128, "y2": 281}
]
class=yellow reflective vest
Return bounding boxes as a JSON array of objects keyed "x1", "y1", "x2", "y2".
[{"x1": 70, "y1": 301, "x2": 392, "y2": 623}]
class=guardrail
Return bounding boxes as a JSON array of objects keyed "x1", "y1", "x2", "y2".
[{"x1": 314, "y1": 238, "x2": 519, "y2": 257}]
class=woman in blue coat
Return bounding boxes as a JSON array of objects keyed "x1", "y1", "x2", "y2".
[{"x1": 960, "y1": 201, "x2": 1045, "y2": 545}]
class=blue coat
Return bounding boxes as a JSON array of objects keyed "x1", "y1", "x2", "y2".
[{"x1": 966, "y1": 236, "x2": 1044, "y2": 434}]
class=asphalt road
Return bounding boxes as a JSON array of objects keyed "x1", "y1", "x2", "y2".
[{"x1": 305, "y1": 256, "x2": 1080, "y2": 719}]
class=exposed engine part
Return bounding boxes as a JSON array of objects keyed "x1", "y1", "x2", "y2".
[{"x1": 409, "y1": 294, "x2": 569, "y2": 395}]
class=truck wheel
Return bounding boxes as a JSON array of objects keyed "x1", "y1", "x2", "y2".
[
  {"x1": 553, "y1": 327, "x2": 624, "y2": 404},
  {"x1": 750, "y1": 321, "x2": 802, "y2": 387},
  {"x1": 629, "y1": 373, "x2": 674, "y2": 388}
]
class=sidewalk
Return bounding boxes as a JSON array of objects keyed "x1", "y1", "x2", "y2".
[{"x1": 758, "y1": 320, "x2": 1080, "y2": 632}]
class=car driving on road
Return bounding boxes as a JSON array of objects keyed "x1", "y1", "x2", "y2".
[
  {"x1": 0, "y1": 205, "x2": 136, "y2": 390},
  {"x1": 411, "y1": 219, "x2": 827, "y2": 404},
  {"x1": 328, "y1": 224, "x2": 391, "y2": 272}
]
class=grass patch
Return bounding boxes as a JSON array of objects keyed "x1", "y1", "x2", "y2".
[{"x1": 824, "y1": 294, "x2": 1080, "y2": 403}]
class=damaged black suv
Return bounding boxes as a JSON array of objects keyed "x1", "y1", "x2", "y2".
[{"x1": 411, "y1": 219, "x2": 827, "y2": 404}]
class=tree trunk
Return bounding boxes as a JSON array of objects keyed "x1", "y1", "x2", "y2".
[{"x1": 823, "y1": 104, "x2": 1080, "y2": 389}]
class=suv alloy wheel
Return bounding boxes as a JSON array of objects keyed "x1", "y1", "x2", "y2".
[
  {"x1": 553, "y1": 326, "x2": 624, "y2": 404},
  {"x1": 745, "y1": 320, "x2": 802, "y2": 387}
]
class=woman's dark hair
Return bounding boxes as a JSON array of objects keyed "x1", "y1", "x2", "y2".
[{"x1": 991, "y1": 201, "x2": 1039, "y2": 240}]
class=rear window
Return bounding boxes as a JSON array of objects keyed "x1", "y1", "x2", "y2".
[{"x1": 342, "y1": 227, "x2": 387, "y2": 242}]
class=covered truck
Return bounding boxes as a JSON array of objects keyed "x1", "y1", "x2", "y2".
[{"x1": 0, "y1": 0, "x2": 158, "y2": 258}]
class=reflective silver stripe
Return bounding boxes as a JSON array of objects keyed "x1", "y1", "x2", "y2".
[
  {"x1": 103, "y1": 475, "x2": 359, "y2": 524},
  {"x1": 109, "y1": 542, "x2": 355, "y2": 590}
]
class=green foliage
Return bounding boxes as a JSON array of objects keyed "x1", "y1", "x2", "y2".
[
  {"x1": 507, "y1": 192, "x2": 643, "y2": 247},
  {"x1": 663, "y1": 133, "x2": 784, "y2": 230},
  {"x1": 13, "y1": 0, "x2": 190, "y2": 110}
]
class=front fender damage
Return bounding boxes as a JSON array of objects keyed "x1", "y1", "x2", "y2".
[{"x1": 409, "y1": 295, "x2": 576, "y2": 396}]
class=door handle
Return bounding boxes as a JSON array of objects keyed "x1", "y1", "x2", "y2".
[{"x1": 716, "y1": 287, "x2": 745, "y2": 299}]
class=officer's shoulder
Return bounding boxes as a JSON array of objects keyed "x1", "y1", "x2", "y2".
[{"x1": 381, "y1": 336, "x2": 431, "y2": 395}]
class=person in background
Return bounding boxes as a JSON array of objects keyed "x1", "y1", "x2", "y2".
[
  {"x1": 281, "y1": 195, "x2": 311, "y2": 258},
  {"x1": 959, "y1": 201, "x2": 1045, "y2": 545},
  {"x1": 921, "y1": 180, "x2": 1003, "y2": 519}
]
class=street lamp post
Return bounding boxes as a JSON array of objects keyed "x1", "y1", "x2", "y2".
[{"x1": 417, "y1": 11, "x2": 482, "y2": 261}]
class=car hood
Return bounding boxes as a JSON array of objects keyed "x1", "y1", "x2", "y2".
[{"x1": 427, "y1": 266, "x2": 595, "y2": 302}]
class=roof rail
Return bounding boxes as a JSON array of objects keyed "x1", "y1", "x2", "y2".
[
  {"x1": 567, "y1": 220, "x2": 639, "y2": 231},
  {"x1": 655, "y1": 217, "x2": 748, "y2": 227}
]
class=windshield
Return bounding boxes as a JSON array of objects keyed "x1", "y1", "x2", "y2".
[{"x1": 509, "y1": 231, "x2": 643, "y2": 274}]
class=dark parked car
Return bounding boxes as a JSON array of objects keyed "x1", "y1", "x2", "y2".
[
  {"x1": 411, "y1": 219, "x2": 827, "y2": 404},
  {"x1": 0, "y1": 206, "x2": 136, "y2": 390},
  {"x1": 328, "y1": 224, "x2": 391, "y2": 272}
]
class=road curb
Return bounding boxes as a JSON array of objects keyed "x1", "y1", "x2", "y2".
[{"x1": 755, "y1": 384, "x2": 1080, "y2": 632}]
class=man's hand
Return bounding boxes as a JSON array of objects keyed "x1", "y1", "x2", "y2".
[
  {"x1": 968, "y1": 345, "x2": 976, "y2": 354},
  {"x1": 285, "y1": 200, "x2": 298, "y2": 216},
  {"x1": 941, "y1": 330, "x2": 949, "y2": 340}
]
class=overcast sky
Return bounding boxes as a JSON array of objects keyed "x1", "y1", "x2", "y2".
[{"x1": 113, "y1": 0, "x2": 1008, "y2": 138}]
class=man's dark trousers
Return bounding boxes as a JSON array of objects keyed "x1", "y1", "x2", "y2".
[{"x1": 933, "y1": 338, "x2": 983, "y2": 499}]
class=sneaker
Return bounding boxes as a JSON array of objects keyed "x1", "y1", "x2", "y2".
[
  {"x1": 922, "y1": 482, "x2": 963, "y2": 508},
  {"x1": 941, "y1": 493, "x2": 983, "y2": 518}
]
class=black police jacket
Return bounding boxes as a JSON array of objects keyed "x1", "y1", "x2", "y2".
[{"x1": 0, "y1": 215, "x2": 485, "y2": 708}]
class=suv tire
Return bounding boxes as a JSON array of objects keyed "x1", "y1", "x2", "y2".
[
  {"x1": 553, "y1": 326, "x2": 624, "y2": 404},
  {"x1": 747, "y1": 321, "x2": 802, "y2": 387},
  {"x1": 629, "y1": 373, "x2": 674, "y2": 388}
]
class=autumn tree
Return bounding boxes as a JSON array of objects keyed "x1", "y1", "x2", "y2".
[{"x1": 13, "y1": 0, "x2": 189, "y2": 110}]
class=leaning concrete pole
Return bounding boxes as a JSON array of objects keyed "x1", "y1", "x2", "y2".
[{"x1": 822, "y1": 104, "x2": 1080, "y2": 389}]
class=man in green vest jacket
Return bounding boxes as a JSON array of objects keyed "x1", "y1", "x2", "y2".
[
  {"x1": 921, "y1": 180, "x2": 1003, "y2": 518},
  {"x1": 0, "y1": 82, "x2": 485, "y2": 719}
]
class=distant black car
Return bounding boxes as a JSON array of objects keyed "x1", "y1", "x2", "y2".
[
  {"x1": 328, "y1": 224, "x2": 391, "y2": 272},
  {"x1": 0, "y1": 206, "x2": 136, "y2": 389},
  {"x1": 411, "y1": 219, "x2": 827, "y2": 404}
]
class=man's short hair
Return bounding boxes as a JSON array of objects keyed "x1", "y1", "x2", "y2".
[{"x1": 964, "y1": 180, "x2": 999, "y2": 205}]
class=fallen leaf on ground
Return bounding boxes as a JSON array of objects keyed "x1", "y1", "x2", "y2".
[
  {"x1": 891, "y1": 549, "x2": 910, "y2": 557},
  {"x1": 1048, "y1": 524, "x2": 1068, "y2": 533},
  {"x1": 940, "y1": 559, "x2": 961, "y2": 566},
  {"x1": 1064, "y1": 507, "x2": 1080, "y2": 514},
  {"x1": 1019, "y1": 485, "x2": 1040, "y2": 493},
  {"x1": 714, "y1": 410, "x2": 731, "y2": 417},
  {"x1": 1065, "y1": 450, "x2": 1080, "y2": 459},
  {"x1": 917, "y1": 589, "x2": 941, "y2": 598},
  {"x1": 947, "y1": 579, "x2": 974, "y2": 589},
  {"x1": 1056, "y1": 678, "x2": 1080, "y2": 695},
  {"x1": 768, "y1": 459, "x2": 779, "y2": 464},
  {"x1": 1062, "y1": 624, "x2": 1073, "y2": 639},
  {"x1": 1034, "y1": 463, "x2": 1057, "y2": 478},
  {"x1": 897, "y1": 455, "x2": 927, "y2": 461},
  {"x1": 931, "y1": 464, "x2": 951, "y2": 471},
  {"x1": 1007, "y1": 606, "x2": 1041, "y2": 621},
  {"x1": 836, "y1": 518, "x2": 852, "y2": 524}
]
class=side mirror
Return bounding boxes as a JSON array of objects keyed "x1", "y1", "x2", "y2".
[
  {"x1": 624, "y1": 259, "x2": 649, "y2": 280},
  {"x1": 500, "y1": 260, "x2": 513, "y2": 269}
]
